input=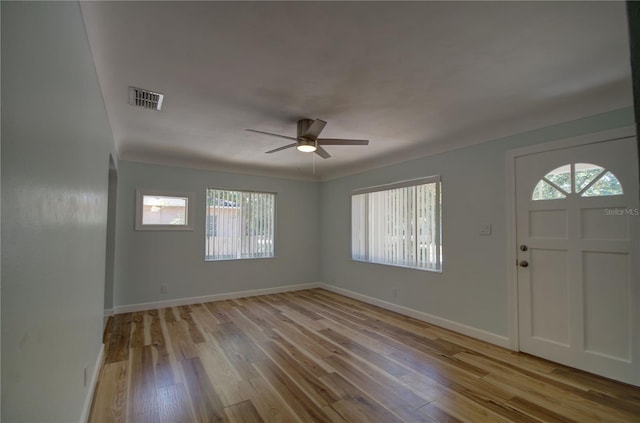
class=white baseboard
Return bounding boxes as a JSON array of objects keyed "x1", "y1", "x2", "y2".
[
  {"x1": 113, "y1": 282, "x2": 322, "y2": 314},
  {"x1": 111, "y1": 281, "x2": 510, "y2": 349},
  {"x1": 79, "y1": 343, "x2": 105, "y2": 423},
  {"x1": 103, "y1": 308, "x2": 114, "y2": 318},
  {"x1": 321, "y1": 284, "x2": 511, "y2": 349}
]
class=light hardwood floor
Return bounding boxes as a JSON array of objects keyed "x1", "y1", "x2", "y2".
[{"x1": 89, "y1": 289, "x2": 640, "y2": 422}]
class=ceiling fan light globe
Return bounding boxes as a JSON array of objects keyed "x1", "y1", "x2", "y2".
[
  {"x1": 296, "y1": 139, "x2": 317, "y2": 153},
  {"x1": 297, "y1": 145, "x2": 317, "y2": 153}
]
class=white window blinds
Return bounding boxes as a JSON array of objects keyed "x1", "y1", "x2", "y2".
[
  {"x1": 205, "y1": 189, "x2": 275, "y2": 260},
  {"x1": 351, "y1": 176, "x2": 442, "y2": 271}
]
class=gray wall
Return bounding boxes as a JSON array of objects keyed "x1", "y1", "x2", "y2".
[
  {"x1": 320, "y1": 108, "x2": 634, "y2": 338},
  {"x1": 104, "y1": 156, "x2": 118, "y2": 315},
  {"x1": 1, "y1": 2, "x2": 116, "y2": 422},
  {"x1": 1, "y1": 3, "x2": 3, "y2": 420},
  {"x1": 114, "y1": 161, "x2": 320, "y2": 308},
  {"x1": 628, "y1": 2, "x2": 640, "y2": 129}
]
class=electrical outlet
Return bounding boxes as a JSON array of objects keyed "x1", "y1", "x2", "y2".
[
  {"x1": 479, "y1": 223, "x2": 492, "y2": 235},
  {"x1": 392, "y1": 287, "x2": 398, "y2": 297},
  {"x1": 160, "y1": 284, "x2": 168, "y2": 294}
]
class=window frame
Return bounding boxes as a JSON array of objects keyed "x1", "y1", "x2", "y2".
[
  {"x1": 135, "y1": 190, "x2": 194, "y2": 231},
  {"x1": 205, "y1": 188, "x2": 277, "y2": 261},
  {"x1": 351, "y1": 176, "x2": 442, "y2": 272},
  {"x1": 531, "y1": 162, "x2": 624, "y2": 201}
]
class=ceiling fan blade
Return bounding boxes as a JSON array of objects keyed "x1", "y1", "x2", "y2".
[
  {"x1": 314, "y1": 145, "x2": 331, "y2": 159},
  {"x1": 265, "y1": 143, "x2": 297, "y2": 154},
  {"x1": 317, "y1": 138, "x2": 369, "y2": 146},
  {"x1": 246, "y1": 129, "x2": 297, "y2": 142},
  {"x1": 302, "y1": 119, "x2": 327, "y2": 140}
]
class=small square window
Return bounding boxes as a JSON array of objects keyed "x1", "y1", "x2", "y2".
[{"x1": 135, "y1": 190, "x2": 194, "y2": 231}]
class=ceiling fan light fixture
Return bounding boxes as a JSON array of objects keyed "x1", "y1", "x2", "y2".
[
  {"x1": 248, "y1": 118, "x2": 368, "y2": 160},
  {"x1": 296, "y1": 139, "x2": 317, "y2": 153}
]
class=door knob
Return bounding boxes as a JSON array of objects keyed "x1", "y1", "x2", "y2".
[
  {"x1": 519, "y1": 260, "x2": 529, "y2": 268},
  {"x1": 520, "y1": 244, "x2": 528, "y2": 252}
]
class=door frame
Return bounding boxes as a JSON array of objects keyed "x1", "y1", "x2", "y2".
[
  {"x1": 104, "y1": 154, "x2": 118, "y2": 325},
  {"x1": 505, "y1": 126, "x2": 637, "y2": 351}
]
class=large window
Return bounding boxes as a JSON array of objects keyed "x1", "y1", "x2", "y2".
[
  {"x1": 351, "y1": 176, "x2": 442, "y2": 271},
  {"x1": 205, "y1": 189, "x2": 275, "y2": 261}
]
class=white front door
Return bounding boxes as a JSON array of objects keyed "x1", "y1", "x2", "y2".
[{"x1": 515, "y1": 136, "x2": 639, "y2": 385}]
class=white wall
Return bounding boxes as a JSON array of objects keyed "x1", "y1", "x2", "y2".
[
  {"x1": 114, "y1": 161, "x2": 320, "y2": 308},
  {"x1": 320, "y1": 108, "x2": 635, "y2": 339},
  {"x1": 1, "y1": 2, "x2": 116, "y2": 422}
]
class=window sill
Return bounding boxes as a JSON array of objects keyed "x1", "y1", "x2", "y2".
[
  {"x1": 205, "y1": 256, "x2": 276, "y2": 262},
  {"x1": 351, "y1": 258, "x2": 442, "y2": 273},
  {"x1": 136, "y1": 225, "x2": 193, "y2": 231}
]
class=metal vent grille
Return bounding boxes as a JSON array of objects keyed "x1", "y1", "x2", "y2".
[{"x1": 128, "y1": 86, "x2": 164, "y2": 110}]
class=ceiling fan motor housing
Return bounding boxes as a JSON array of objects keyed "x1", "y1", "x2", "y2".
[
  {"x1": 297, "y1": 119, "x2": 315, "y2": 138},
  {"x1": 296, "y1": 119, "x2": 318, "y2": 151}
]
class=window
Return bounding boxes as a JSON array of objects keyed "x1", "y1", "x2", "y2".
[
  {"x1": 351, "y1": 176, "x2": 442, "y2": 271},
  {"x1": 205, "y1": 189, "x2": 275, "y2": 260},
  {"x1": 135, "y1": 190, "x2": 193, "y2": 230},
  {"x1": 532, "y1": 163, "x2": 623, "y2": 201}
]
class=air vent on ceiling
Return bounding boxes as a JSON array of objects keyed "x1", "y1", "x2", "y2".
[{"x1": 128, "y1": 86, "x2": 164, "y2": 111}]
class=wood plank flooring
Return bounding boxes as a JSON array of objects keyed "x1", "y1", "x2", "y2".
[{"x1": 89, "y1": 289, "x2": 640, "y2": 422}]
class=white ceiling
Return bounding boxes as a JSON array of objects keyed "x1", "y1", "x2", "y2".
[{"x1": 80, "y1": 1, "x2": 633, "y2": 180}]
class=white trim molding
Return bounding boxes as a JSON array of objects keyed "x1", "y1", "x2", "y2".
[
  {"x1": 321, "y1": 285, "x2": 511, "y2": 349},
  {"x1": 504, "y1": 125, "x2": 637, "y2": 351},
  {"x1": 113, "y1": 283, "x2": 322, "y2": 314},
  {"x1": 110, "y1": 282, "x2": 511, "y2": 349},
  {"x1": 79, "y1": 343, "x2": 105, "y2": 423}
]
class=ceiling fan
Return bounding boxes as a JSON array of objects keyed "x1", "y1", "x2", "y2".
[{"x1": 246, "y1": 119, "x2": 369, "y2": 159}]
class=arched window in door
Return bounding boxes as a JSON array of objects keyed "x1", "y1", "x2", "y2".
[{"x1": 532, "y1": 163, "x2": 623, "y2": 201}]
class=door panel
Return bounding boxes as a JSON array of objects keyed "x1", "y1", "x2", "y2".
[
  {"x1": 529, "y1": 209, "x2": 567, "y2": 238},
  {"x1": 529, "y1": 249, "x2": 569, "y2": 346},
  {"x1": 583, "y1": 251, "x2": 630, "y2": 361},
  {"x1": 581, "y1": 208, "x2": 628, "y2": 239},
  {"x1": 515, "y1": 136, "x2": 639, "y2": 385}
]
